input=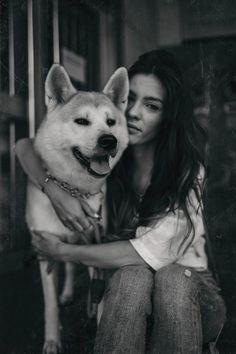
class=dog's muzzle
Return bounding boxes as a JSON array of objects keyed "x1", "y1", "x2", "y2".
[{"x1": 72, "y1": 134, "x2": 118, "y2": 178}]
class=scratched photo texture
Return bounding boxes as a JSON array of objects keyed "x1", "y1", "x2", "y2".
[{"x1": 0, "y1": 0, "x2": 236, "y2": 353}]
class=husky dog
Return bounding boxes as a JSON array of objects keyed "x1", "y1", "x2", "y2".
[{"x1": 26, "y1": 64, "x2": 129, "y2": 354}]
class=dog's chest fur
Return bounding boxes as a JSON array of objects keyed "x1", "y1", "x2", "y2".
[{"x1": 26, "y1": 181, "x2": 107, "y2": 243}]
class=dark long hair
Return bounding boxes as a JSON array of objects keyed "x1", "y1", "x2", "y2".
[{"x1": 107, "y1": 50, "x2": 206, "y2": 253}]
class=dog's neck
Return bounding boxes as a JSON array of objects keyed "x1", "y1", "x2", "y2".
[{"x1": 44, "y1": 169, "x2": 104, "y2": 200}]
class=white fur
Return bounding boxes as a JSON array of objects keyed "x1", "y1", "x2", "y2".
[{"x1": 26, "y1": 64, "x2": 129, "y2": 354}]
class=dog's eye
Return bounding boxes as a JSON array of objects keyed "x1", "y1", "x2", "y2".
[
  {"x1": 107, "y1": 118, "x2": 116, "y2": 127},
  {"x1": 74, "y1": 118, "x2": 90, "y2": 126}
]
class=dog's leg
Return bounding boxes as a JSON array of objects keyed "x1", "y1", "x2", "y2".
[
  {"x1": 40, "y1": 261, "x2": 62, "y2": 354},
  {"x1": 59, "y1": 262, "x2": 75, "y2": 306}
]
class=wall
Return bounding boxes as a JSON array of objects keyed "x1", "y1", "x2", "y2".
[{"x1": 122, "y1": 0, "x2": 158, "y2": 67}]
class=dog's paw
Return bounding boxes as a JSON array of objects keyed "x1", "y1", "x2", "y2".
[
  {"x1": 43, "y1": 339, "x2": 62, "y2": 354},
  {"x1": 59, "y1": 293, "x2": 74, "y2": 306}
]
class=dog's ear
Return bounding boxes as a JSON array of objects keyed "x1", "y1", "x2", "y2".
[
  {"x1": 103, "y1": 67, "x2": 129, "y2": 113},
  {"x1": 45, "y1": 64, "x2": 77, "y2": 111}
]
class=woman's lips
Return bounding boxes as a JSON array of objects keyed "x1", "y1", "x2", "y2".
[{"x1": 127, "y1": 124, "x2": 141, "y2": 133}]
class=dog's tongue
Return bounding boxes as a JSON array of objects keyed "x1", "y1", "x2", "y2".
[{"x1": 90, "y1": 157, "x2": 111, "y2": 175}]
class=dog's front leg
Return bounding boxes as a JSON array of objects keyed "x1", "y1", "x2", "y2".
[
  {"x1": 59, "y1": 262, "x2": 75, "y2": 306},
  {"x1": 40, "y1": 261, "x2": 62, "y2": 354}
]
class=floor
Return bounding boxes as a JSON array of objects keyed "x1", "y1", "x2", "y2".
[
  {"x1": 0, "y1": 261, "x2": 236, "y2": 354},
  {"x1": 0, "y1": 263, "x2": 96, "y2": 354}
]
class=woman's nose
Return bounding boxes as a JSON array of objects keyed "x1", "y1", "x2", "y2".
[{"x1": 126, "y1": 101, "x2": 141, "y2": 120}]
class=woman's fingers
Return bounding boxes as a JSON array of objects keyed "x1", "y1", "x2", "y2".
[
  {"x1": 31, "y1": 229, "x2": 63, "y2": 246},
  {"x1": 37, "y1": 254, "x2": 48, "y2": 261},
  {"x1": 59, "y1": 218, "x2": 74, "y2": 231},
  {"x1": 31, "y1": 229, "x2": 44, "y2": 239},
  {"x1": 62, "y1": 218, "x2": 82, "y2": 232},
  {"x1": 31, "y1": 230, "x2": 59, "y2": 261},
  {"x1": 31, "y1": 232, "x2": 46, "y2": 252},
  {"x1": 46, "y1": 184, "x2": 99, "y2": 233},
  {"x1": 80, "y1": 198, "x2": 100, "y2": 219},
  {"x1": 73, "y1": 206, "x2": 92, "y2": 230}
]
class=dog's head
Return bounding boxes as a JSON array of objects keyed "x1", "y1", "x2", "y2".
[{"x1": 35, "y1": 64, "x2": 129, "y2": 192}]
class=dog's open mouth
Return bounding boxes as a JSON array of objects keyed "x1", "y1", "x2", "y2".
[{"x1": 72, "y1": 147, "x2": 111, "y2": 178}]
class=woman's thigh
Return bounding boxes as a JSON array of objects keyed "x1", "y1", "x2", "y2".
[
  {"x1": 94, "y1": 265, "x2": 154, "y2": 354},
  {"x1": 152, "y1": 264, "x2": 226, "y2": 343}
]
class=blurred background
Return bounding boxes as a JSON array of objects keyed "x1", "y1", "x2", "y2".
[{"x1": 0, "y1": 0, "x2": 236, "y2": 353}]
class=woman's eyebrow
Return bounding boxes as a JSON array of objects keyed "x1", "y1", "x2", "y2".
[
  {"x1": 144, "y1": 96, "x2": 163, "y2": 103},
  {"x1": 129, "y1": 90, "x2": 163, "y2": 103},
  {"x1": 129, "y1": 90, "x2": 163, "y2": 104}
]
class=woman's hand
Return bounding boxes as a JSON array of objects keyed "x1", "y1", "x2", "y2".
[
  {"x1": 44, "y1": 181, "x2": 97, "y2": 233},
  {"x1": 31, "y1": 230, "x2": 69, "y2": 262}
]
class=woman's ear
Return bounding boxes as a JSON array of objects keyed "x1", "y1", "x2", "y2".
[
  {"x1": 45, "y1": 64, "x2": 77, "y2": 111},
  {"x1": 103, "y1": 67, "x2": 129, "y2": 113}
]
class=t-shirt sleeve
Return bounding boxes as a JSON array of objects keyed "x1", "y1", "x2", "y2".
[{"x1": 130, "y1": 182, "x2": 205, "y2": 271}]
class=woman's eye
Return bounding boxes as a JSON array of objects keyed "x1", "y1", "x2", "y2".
[
  {"x1": 145, "y1": 104, "x2": 160, "y2": 111},
  {"x1": 107, "y1": 118, "x2": 116, "y2": 127},
  {"x1": 74, "y1": 118, "x2": 90, "y2": 126}
]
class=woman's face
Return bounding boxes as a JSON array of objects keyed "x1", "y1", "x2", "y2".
[{"x1": 126, "y1": 74, "x2": 166, "y2": 145}]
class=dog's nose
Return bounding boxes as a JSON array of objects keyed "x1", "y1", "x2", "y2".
[{"x1": 98, "y1": 134, "x2": 117, "y2": 151}]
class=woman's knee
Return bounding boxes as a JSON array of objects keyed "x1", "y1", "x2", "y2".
[
  {"x1": 105, "y1": 265, "x2": 154, "y2": 313},
  {"x1": 153, "y1": 264, "x2": 199, "y2": 307}
]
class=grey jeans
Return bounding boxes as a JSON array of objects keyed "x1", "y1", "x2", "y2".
[{"x1": 94, "y1": 264, "x2": 226, "y2": 354}]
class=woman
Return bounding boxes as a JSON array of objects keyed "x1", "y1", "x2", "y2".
[{"x1": 15, "y1": 50, "x2": 226, "y2": 354}]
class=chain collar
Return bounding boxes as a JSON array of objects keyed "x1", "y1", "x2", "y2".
[{"x1": 43, "y1": 170, "x2": 103, "y2": 199}]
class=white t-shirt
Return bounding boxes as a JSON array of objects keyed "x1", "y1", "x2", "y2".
[{"x1": 130, "y1": 169, "x2": 208, "y2": 271}]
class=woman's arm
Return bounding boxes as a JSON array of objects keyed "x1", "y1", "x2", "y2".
[
  {"x1": 14, "y1": 138, "x2": 95, "y2": 232},
  {"x1": 14, "y1": 138, "x2": 46, "y2": 189},
  {"x1": 32, "y1": 230, "x2": 146, "y2": 268}
]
